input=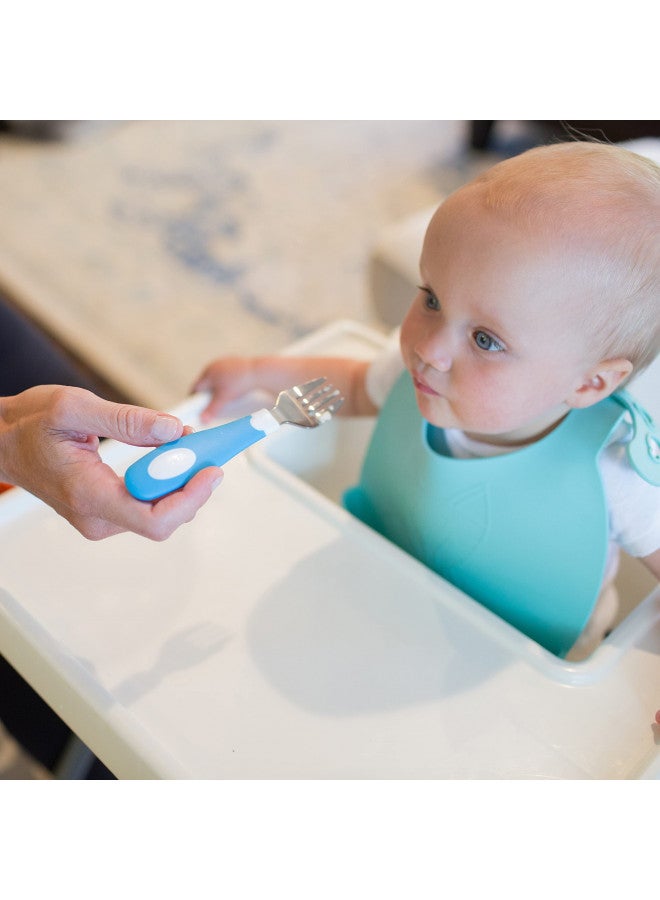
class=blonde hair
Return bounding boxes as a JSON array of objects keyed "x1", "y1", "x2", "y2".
[{"x1": 472, "y1": 141, "x2": 660, "y2": 375}]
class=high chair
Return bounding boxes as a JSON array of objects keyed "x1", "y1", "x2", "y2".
[{"x1": 0, "y1": 319, "x2": 658, "y2": 778}]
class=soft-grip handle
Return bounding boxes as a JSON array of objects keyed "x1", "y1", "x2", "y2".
[{"x1": 125, "y1": 411, "x2": 278, "y2": 501}]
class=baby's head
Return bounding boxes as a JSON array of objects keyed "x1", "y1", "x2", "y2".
[
  {"x1": 401, "y1": 141, "x2": 659, "y2": 443},
  {"x1": 468, "y1": 141, "x2": 659, "y2": 376}
]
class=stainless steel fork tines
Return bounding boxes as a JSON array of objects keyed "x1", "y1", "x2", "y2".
[{"x1": 271, "y1": 376, "x2": 345, "y2": 427}]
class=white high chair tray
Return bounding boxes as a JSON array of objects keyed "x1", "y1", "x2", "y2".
[{"x1": 0, "y1": 321, "x2": 658, "y2": 779}]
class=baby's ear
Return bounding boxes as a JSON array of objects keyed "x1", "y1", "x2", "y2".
[{"x1": 569, "y1": 358, "x2": 634, "y2": 408}]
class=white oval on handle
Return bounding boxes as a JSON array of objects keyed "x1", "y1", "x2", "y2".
[{"x1": 147, "y1": 448, "x2": 198, "y2": 480}]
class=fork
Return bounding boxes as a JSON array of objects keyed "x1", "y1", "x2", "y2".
[{"x1": 124, "y1": 376, "x2": 344, "y2": 501}]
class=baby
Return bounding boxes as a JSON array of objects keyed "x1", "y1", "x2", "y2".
[{"x1": 193, "y1": 141, "x2": 660, "y2": 659}]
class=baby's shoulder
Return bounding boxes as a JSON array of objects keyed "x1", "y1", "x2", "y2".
[
  {"x1": 600, "y1": 420, "x2": 659, "y2": 504},
  {"x1": 600, "y1": 412, "x2": 660, "y2": 556},
  {"x1": 606, "y1": 391, "x2": 660, "y2": 488}
]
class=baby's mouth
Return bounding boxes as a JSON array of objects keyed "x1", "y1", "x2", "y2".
[{"x1": 412, "y1": 373, "x2": 441, "y2": 397}]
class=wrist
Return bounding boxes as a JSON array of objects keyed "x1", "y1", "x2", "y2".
[{"x1": 249, "y1": 357, "x2": 286, "y2": 394}]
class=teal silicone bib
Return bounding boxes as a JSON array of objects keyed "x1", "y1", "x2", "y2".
[{"x1": 344, "y1": 372, "x2": 646, "y2": 657}]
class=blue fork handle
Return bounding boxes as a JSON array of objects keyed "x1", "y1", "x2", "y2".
[{"x1": 125, "y1": 410, "x2": 279, "y2": 501}]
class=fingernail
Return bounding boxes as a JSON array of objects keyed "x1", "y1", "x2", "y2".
[
  {"x1": 153, "y1": 415, "x2": 181, "y2": 442},
  {"x1": 211, "y1": 473, "x2": 224, "y2": 490}
]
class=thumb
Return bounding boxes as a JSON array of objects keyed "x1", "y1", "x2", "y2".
[{"x1": 67, "y1": 392, "x2": 184, "y2": 446}]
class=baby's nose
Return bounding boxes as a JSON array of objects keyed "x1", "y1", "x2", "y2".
[
  {"x1": 427, "y1": 353, "x2": 452, "y2": 373},
  {"x1": 416, "y1": 331, "x2": 453, "y2": 372}
]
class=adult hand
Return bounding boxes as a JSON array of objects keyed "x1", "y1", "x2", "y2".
[{"x1": 0, "y1": 385, "x2": 223, "y2": 540}]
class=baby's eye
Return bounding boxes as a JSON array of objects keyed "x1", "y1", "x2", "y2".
[
  {"x1": 473, "y1": 330, "x2": 505, "y2": 352},
  {"x1": 417, "y1": 286, "x2": 440, "y2": 311}
]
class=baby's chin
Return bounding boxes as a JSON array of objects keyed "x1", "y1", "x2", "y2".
[
  {"x1": 417, "y1": 396, "x2": 565, "y2": 446},
  {"x1": 422, "y1": 405, "x2": 540, "y2": 445},
  {"x1": 412, "y1": 393, "x2": 451, "y2": 426}
]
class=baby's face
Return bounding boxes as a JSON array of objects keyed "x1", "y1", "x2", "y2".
[{"x1": 400, "y1": 186, "x2": 601, "y2": 444}]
